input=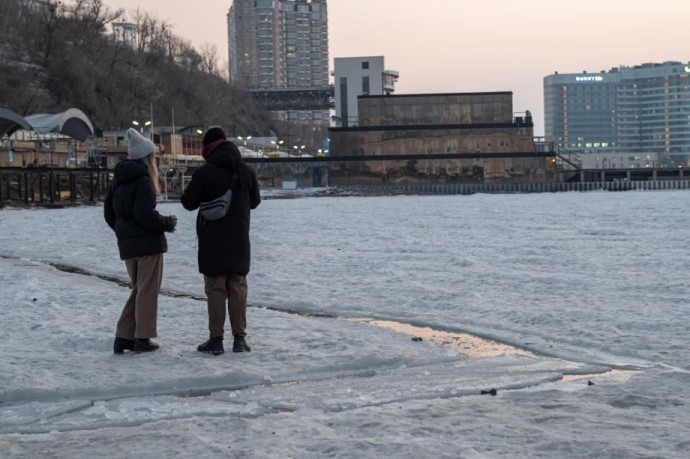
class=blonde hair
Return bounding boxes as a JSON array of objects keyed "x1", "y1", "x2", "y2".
[{"x1": 142, "y1": 155, "x2": 160, "y2": 195}]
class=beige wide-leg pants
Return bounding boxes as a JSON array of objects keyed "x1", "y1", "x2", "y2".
[
  {"x1": 116, "y1": 254, "x2": 163, "y2": 340},
  {"x1": 204, "y1": 273, "x2": 247, "y2": 338}
]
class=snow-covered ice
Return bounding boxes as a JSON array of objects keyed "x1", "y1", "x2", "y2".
[{"x1": 0, "y1": 190, "x2": 689, "y2": 458}]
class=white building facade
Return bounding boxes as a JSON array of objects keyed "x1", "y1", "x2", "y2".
[
  {"x1": 111, "y1": 21, "x2": 138, "y2": 50},
  {"x1": 333, "y1": 56, "x2": 399, "y2": 127},
  {"x1": 580, "y1": 152, "x2": 661, "y2": 170}
]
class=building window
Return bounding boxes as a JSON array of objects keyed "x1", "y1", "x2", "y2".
[
  {"x1": 362, "y1": 76, "x2": 370, "y2": 95},
  {"x1": 340, "y1": 77, "x2": 348, "y2": 127},
  {"x1": 362, "y1": 61, "x2": 369, "y2": 70}
]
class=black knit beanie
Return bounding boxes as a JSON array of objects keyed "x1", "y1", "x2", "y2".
[{"x1": 202, "y1": 127, "x2": 226, "y2": 146}]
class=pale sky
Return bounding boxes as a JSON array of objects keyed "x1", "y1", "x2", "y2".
[{"x1": 103, "y1": 0, "x2": 690, "y2": 135}]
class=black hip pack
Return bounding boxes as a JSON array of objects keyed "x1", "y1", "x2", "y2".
[{"x1": 199, "y1": 170, "x2": 237, "y2": 221}]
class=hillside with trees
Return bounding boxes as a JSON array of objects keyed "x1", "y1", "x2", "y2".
[{"x1": 0, "y1": 0, "x2": 271, "y2": 136}]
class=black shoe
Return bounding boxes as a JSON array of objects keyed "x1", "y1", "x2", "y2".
[
  {"x1": 133, "y1": 338, "x2": 159, "y2": 352},
  {"x1": 233, "y1": 336, "x2": 251, "y2": 353},
  {"x1": 197, "y1": 336, "x2": 224, "y2": 355},
  {"x1": 113, "y1": 337, "x2": 135, "y2": 355}
]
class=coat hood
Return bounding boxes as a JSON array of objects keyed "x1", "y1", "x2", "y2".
[
  {"x1": 204, "y1": 141, "x2": 242, "y2": 170},
  {"x1": 113, "y1": 159, "x2": 149, "y2": 184}
]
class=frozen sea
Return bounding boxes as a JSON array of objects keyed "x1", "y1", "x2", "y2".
[{"x1": 0, "y1": 190, "x2": 689, "y2": 458}]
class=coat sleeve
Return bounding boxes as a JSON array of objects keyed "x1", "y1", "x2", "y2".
[
  {"x1": 131, "y1": 178, "x2": 170, "y2": 233},
  {"x1": 248, "y1": 166, "x2": 261, "y2": 210},
  {"x1": 180, "y1": 168, "x2": 204, "y2": 211},
  {"x1": 103, "y1": 184, "x2": 116, "y2": 230}
]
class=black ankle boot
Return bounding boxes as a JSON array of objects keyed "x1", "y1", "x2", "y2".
[
  {"x1": 197, "y1": 336, "x2": 224, "y2": 355},
  {"x1": 233, "y1": 336, "x2": 251, "y2": 353},
  {"x1": 113, "y1": 337, "x2": 135, "y2": 355},
  {"x1": 133, "y1": 338, "x2": 159, "y2": 352}
]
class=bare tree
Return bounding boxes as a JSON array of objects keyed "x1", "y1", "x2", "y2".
[
  {"x1": 0, "y1": 0, "x2": 271, "y2": 133},
  {"x1": 199, "y1": 42, "x2": 220, "y2": 76}
]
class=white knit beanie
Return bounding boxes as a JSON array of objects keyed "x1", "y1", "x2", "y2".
[{"x1": 127, "y1": 128, "x2": 155, "y2": 160}]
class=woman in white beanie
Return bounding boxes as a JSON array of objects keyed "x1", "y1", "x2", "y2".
[{"x1": 104, "y1": 128, "x2": 177, "y2": 354}]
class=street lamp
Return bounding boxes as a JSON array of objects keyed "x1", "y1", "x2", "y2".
[
  {"x1": 237, "y1": 136, "x2": 252, "y2": 146},
  {"x1": 132, "y1": 120, "x2": 151, "y2": 134}
]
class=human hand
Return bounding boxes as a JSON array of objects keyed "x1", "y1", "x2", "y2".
[{"x1": 167, "y1": 215, "x2": 178, "y2": 232}]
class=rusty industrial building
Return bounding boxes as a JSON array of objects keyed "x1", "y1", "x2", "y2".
[{"x1": 326, "y1": 91, "x2": 556, "y2": 186}]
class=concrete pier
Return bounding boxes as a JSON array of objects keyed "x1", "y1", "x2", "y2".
[{"x1": 342, "y1": 179, "x2": 690, "y2": 196}]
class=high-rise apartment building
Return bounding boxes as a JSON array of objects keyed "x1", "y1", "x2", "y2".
[
  {"x1": 227, "y1": 0, "x2": 329, "y2": 150},
  {"x1": 544, "y1": 61, "x2": 690, "y2": 166},
  {"x1": 227, "y1": 0, "x2": 329, "y2": 90}
]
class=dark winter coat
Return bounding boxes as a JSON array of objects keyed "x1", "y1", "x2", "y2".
[
  {"x1": 104, "y1": 160, "x2": 175, "y2": 260},
  {"x1": 181, "y1": 141, "x2": 261, "y2": 276}
]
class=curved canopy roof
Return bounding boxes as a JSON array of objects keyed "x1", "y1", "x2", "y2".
[
  {"x1": 0, "y1": 107, "x2": 32, "y2": 138},
  {"x1": 25, "y1": 108, "x2": 95, "y2": 141},
  {"x1": 1, "y1": 107, "x2": 95, "y2": 141}
]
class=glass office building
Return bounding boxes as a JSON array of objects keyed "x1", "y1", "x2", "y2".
[{"x1": 544, "y1": 62, "x2": 690, "y2": 166}]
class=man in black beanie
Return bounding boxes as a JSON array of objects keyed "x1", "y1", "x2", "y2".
[{"x1": 181, "y1": 127, "x2": 261, "y2": 355}]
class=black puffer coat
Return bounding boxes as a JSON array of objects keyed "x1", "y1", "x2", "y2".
[
  {"x1": 104, "y1": 160, "x2": 174, "y2": 260},
  {"x1": 181, "y1": 142, "x2": 261, "y2": 276}
]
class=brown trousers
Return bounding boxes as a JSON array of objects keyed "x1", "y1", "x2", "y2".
[
  {"x1": 204, "y1": 273, "x2": 247, "y2": 338},
  {"x1": 116, "y1": 254, "x2": 163, "y2": 340}
]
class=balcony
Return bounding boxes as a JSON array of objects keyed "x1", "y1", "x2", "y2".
[{"x1": 383, "y1": 69, "x2": 400, "y2": 94}]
